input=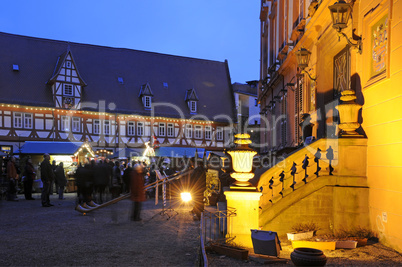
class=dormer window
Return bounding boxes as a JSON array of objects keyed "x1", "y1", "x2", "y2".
[
  {"x1": 190, "y1": 101, "x2": 197, "y2": 113},
  {"x1": 139, "y1": 83, "x2": 154, "y2": 110},
  {"x1": 144, "y1": 96, "x2": 151, "y2": 108},
  {"x1": 185, "y1": 88, "x2": 199, "y2": 114},
  {"x1": 64, "y1": 84, "x2": 73, "y2": 96}
]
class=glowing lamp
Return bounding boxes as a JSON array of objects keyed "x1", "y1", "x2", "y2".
[
  {"x1": 295, "y1": 47, "x2": 317, "y2": 81},
  {"x1": 328, "y1": 0, "x2": 362, "y2": 53},
  {"x1": 227, "y1": 133, "x2": 257, "y2": 186},
  {"x1": 328, "y1": 0, "x2": 352, "y2": 32},
  {"x1": 295, "y1": 47, "x2": 311, "y2": 71},
  {"x1": 181, "y1": 192, "x2": 192, "y2": 202}
]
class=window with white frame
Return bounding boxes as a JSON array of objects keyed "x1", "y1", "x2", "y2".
[
  {"x1": 167, "y1": 123, "x2": 174, "y2": 137},
  {"x1": 64, "y1": 84, "x2": 73, "y2": 96},
  {"x1": 190, "y1": 101, "x2": 197, "y2": 113},
  {"x1": 72, "y1": 117, "x2": 80, "y2": 132},
  {"x1": 66, "y1": 61, "x2": 72, "y2": 68},
  {"x1": 93, "y1": 120, "x2": 100, "y2": 134},
  {"x1": 137, "y1": 122, "x2": 144, "y2": 136},
  {"x1": 144, "y1": 96, "x2": 151, "y2": 108},
  {"x1": 127, "y1": 121, "x2": 135, "y2": 136},
  {"x1": 194, "y1": 125, "x2": 202, "y2": 139},
  {"x1": 13, "y1": 112, "x2": 22, "y2": 128},
  {"x1": 216, "y1": 127, "x2": 223, "y2": 141},
  {"x1": 23, "y1": 113, "x2": 33, "y2": 129},
  {"x1": 205, "y1": 126, "x2": 212, "y2": 140},
  {"x1": 61, "y1": 116, "x2": 70, "y2": 131},
  {"x1": 104, "y1": 120, "x2": 110, "y2": 135},
  {"x1": 158, "y1": 123, "x2": 165, "y2": 136},
  {"x1": 185, "y1": 124, "x2": 192, "y2": 138}
]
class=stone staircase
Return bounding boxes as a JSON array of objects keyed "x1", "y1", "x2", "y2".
[{"x1": 257, "y1": 138, "x2": 370, "y2": 236}]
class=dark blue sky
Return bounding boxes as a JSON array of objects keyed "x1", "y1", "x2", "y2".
[{"x1": 0, "y1": 0, "x2": 260, "y2": 83}]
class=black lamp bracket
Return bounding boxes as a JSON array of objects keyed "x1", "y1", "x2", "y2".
[
  {"x1": 301, "y1": 69, "x2": 317, "y2": 81},
  {"x1": 337, "y1": 29, "x2": 362, "y2": 54}
]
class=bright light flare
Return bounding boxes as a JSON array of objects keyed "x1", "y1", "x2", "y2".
[{"x1": 181, "y1": 192, "x2": 192, "y2": 202}]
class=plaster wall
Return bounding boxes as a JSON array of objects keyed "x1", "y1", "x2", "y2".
[{"x1": 358, "y1": 0, "x2": 402, "y2": 252}]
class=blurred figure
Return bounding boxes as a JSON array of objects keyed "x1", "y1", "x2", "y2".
[
  {"x1": 82, "y1": 161, "x2": 95, "y2": 203},
  {"x1": 6, "y1": 156, "x2": 19, "y2": 201},
  {"x1": 24, "y1": 157, "x2": 36, "y2": 200},
  {"x1": 130, "y1": 163, "x2": 145, "y2": 221},
  {"x1": 74, "y1": 163, "x2": 85, "y2": 204},
  {"x1": 189, "y1": 160, "x2": 206, "y2": 220},
  {"x1": 93, "y1": 160, "x2": 110, "y2": 204},
  {"x1": 50, "y1": 160, "x2": 57, "y2": 195},
  {"x1": 55, "y1": 162, "x2": 67, "y2": 200},
  {"x1": 111, "y1": 161, "x2": 122, "y2": 199},
  {"x1": 40, "y1": 154, "x2": 55, "y2": 207},
  {"x1": 122, "y1": 162, "x2": 132, "y2": 193}
]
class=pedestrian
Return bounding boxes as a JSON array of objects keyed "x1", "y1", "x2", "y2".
[
  {"x1": 50, "y1": 160, "x2": 57, "y2": 195},
  {"x1": 80, "y1": 162, "x2": 94, "y2": 204},
  {"x1": 189, "y1": 159, "x2": 206, "y2": 220},
  {"x1": 6, "y1": 156, "x2": 19, "y2": 201},
  {"x1": 40, "y1": 154, "x2": 55, "y2": 207},
  {"x1": 74, "y1": 163, "x2": 85, "y2": 204},
  {"x1": 130, "y1": 162, "x2": 146, "y2": 221},
  {"x1": 111, "y1": 161, "x2": 122, "y2": 199},
  {"x1": 93, "y1": 160, "x2": 109, "y2": 204},
  {"x1": 122, "y1": 162, "x2": 132, "y2": 193},
  {"x1": 54, "y1": 162, "x2": 67, "y2": 199},
  {"x1": 23, "y1": 157, "x2": 36, "y2": 200}
]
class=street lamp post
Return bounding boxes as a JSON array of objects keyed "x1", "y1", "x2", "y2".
[{"x1": 224, "y1": 133, "x2": 262, "y2": 248}]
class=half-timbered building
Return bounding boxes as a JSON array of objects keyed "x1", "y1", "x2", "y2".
[{"x1": 0, "y1": 32, "x2": 236, "y2": 157}]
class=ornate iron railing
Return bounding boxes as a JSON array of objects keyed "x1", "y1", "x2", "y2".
[{"x1": 258, "y1": 139, "x2": 338, "y2": 207}]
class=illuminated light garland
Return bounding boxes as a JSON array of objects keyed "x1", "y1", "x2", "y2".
[{"x1": 0, "y1": 103, "x2": 218, "y2": 125}]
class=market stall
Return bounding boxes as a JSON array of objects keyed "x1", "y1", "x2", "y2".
[{"x1": 19, "y1": 141, "x2": 96, "y2": 192}]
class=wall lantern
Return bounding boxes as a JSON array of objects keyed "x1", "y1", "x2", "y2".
[
  {"x1": 226, "y1": 133, "x2": 257, "y2": 187},
  {"x1": 328, "y1": 0, "x2": 362, "y2": 53},
  {"x1": 295, "y1": 48, "x2": 317, "y2": 81}
]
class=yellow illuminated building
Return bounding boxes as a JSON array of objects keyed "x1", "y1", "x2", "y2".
[{"x1": 258, "y1": 0, "x2": 402, "y2": 252}]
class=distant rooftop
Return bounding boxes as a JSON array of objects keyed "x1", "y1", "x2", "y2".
[{"x1": 232, "y1": 82, "x2": 258, "y2": 96}]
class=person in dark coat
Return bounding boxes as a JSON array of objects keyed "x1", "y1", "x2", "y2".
[
  {"x1": 122, "y1": 163, "x2": 132, "y2": 193},
  {"x1": 40, "y1": 154, "x2": 55, "y2": 207},
  {"x1": 24, "y1": 157, "x2": 36, "y2": 200},
  {"x1": 93, "y1": 160, "x2": 110, "y2": 204},
  {"x1": 130, "y1": 163, "x2": 146, "y2": 221},
  {"x1": 54, "y1": 162, "x2": 67, "y2": 200},
  {"x1": 6, "y1": 156, "x2": 19, "y2": 201},
  {"x1": 111, "y1": 161, "x2": 122, "y2": 199},
  {"x1": 82, "y1": 161, "x2": 95, "y2": 204},
  {"x1": 50, "y1": 160, "x2": 57, "y2": 195},
  {"x1": 74, "y1": 163, "x2": 85, "y2": 204},
  {"x1": 189, "y1": 160, "x2": 206, "y2": 220}
]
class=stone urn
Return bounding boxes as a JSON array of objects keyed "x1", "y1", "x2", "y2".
[
  {"x1": 291, "y1": 247, "x2": 327, "y2": 266},
  {"x1": 335, "y1": 90, "x2": 362, "y2": 136}
]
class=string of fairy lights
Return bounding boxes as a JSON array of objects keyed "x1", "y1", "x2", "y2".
[{"x1": 0, "y1": 103, "x2": 219, "y2": 125}]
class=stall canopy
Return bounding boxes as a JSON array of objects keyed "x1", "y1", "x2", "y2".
[
  {"x1": 205, "y1": 150, "x2": 226, "y2": 159},
  {"x1": 109, "y1": 147, "x2": 144, "y2": 159},
  {"x1": 19, "y1": 141, "x2": 94, "y2": 156},
  {"x1": 155, "y1": 147, "x2": 205, "y2": 158}
]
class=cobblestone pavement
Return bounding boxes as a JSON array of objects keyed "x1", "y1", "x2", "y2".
[
  {"x1": 1, "y1": 192, "x2": 402, "y2": 266},
  {"x1": 0, "y1": 192, "x2": 201, "y2": 266}
]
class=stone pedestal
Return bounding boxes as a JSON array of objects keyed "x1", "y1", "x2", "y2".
[{"x1": 224, "y1": 188, "x2": 262, "y2": 248}]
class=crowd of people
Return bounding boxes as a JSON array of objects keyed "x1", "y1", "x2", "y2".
[{"x1": 2, "y1": 153, "x2": 209, "y2": 221}]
